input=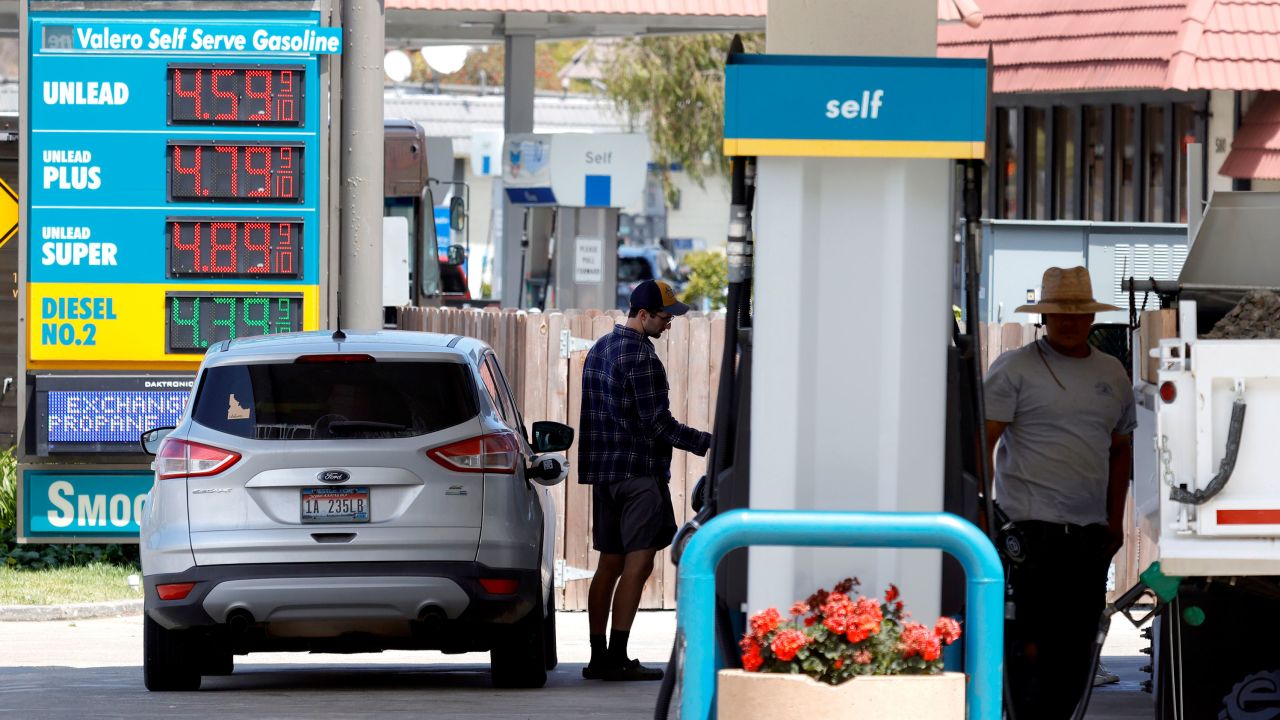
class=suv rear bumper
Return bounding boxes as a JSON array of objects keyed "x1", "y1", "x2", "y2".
[{"x1": 145, "y1": 561, "x2": 539, "y2": 634}]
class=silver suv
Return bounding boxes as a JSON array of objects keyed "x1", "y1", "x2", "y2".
[{"x1": 138, "y1": 330, "x2": 572, "y2": 691}]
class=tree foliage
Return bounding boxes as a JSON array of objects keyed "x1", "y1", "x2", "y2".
[
  {"x1": 599, "y1": 34, "x2": 763, "y2": 202},
  {"x1": 679, "y1": 249, "x2": 728, "y2": 311}
]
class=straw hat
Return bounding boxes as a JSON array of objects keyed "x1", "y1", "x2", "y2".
[{"x1": 1015, "y1": 266, "x2": 1120, "y2": 314}]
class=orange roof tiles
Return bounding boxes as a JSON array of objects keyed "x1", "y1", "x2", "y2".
[
  {"x1": 1220, "y1": 92, "x2": 1280, "y2": 178},
  {"x1": 939, "y1": 0, "x2": 1280, "y2": 93},
  {"x1": 937, "y1": 0, "x2": 1186, "y2": 92},
  {"x1": 384, "y1": 0, "x2": 765, "y2": 14}
]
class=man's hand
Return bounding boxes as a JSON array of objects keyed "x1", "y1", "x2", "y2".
[{"x1": 1104, "y1": 523, "x2": 1125, "y2": 560}]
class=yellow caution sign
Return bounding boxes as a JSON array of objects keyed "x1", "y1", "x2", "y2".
[{"x1": 0, "y1": 179, "x2": 16, "y2": 249}]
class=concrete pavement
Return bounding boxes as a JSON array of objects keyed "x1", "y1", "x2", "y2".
[{"x1": 0, "y1": 608, "x2": 1153, "y2": 719}]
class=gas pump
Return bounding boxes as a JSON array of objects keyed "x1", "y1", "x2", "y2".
[{"x1": 501, "y1": 132, "x2": 649, "y2": 310}]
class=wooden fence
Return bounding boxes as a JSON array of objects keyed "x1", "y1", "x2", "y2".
[
  {"x1": 396, "y1": 310, "x2": 1142, "y2": 607},
  {"x1": 399, "y1": 307, "x2": 725, "y2": 610}
]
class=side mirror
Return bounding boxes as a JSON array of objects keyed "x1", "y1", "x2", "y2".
[
  {"x1": 528, "y1": 452, "x2": 569, "y2": 487},
  {"x1": 449, "y1": 196, "x2": 466, "y2": 232},
  {"x1": 446, "y1": 245, "x2": 466, "y2": 266},
  {"x1": 140, "y1": 426, "x2": 176, "y2": 456},
  {"x1": 531, "y1": 420, "x2": 574, "y2": 453}
]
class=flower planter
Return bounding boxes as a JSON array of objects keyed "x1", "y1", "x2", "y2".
[{"x1": 717, "y1": 669, "x2": 965, "y2": 720}]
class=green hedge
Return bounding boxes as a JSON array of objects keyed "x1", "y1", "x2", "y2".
[{"x1": 0, "y1": 449, "x2": 140, "y2": 570}]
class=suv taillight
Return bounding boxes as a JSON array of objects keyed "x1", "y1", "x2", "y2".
[
  {"x1": 157, "y1": 439, "x2": 241, "y2": 480},
  {"x1": 426, "y1": 433, "x2": 520, "y2": 474}
]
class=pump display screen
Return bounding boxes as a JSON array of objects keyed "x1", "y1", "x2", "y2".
[
  {"x1": 166, "y1": 292, "x2": 303, "y2": 352},
  {"x1": 167, "y1": 217, "x2": 302, "y2": 279},
  {"x1": 167, "y1": 141, "x2": 303, "y2": 203},
  {"x1": 168, "y1": 65, "x2": 304, "y2": 126}
]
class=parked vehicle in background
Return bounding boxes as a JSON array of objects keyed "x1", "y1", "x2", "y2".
[
  {"x1": 138, "y1": 330, "x2": 574, "y2": 691},
  {"x1": 439, "y1": 253, "x2": 472, "y2": 306},
  {"x1": 617, "y1": 245, "x2": 685, "y2": 310},
  {"x1": 384, "y1": 119, "x2": 469, "y2": 313}
]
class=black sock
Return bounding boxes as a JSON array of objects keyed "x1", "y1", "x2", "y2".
[
  {"x1": 608, "y1": 629, "x2": 630, "y2": 664},
  {"x1": 589, "y1": 633, "x2": 608, "y2": 666}
]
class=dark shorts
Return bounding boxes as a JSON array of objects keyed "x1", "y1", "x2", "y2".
[{"x1": 592, "y1": 476, "x2": 677, "y2": 555}]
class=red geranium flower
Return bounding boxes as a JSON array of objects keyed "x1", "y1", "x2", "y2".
[
  {"x1": 935, "y1": 617, "x2": 962, "y2": 645},
  {"x1": 770, "y1": 629, "x2": 809, "y2": 662},
  {"x1": 740, "y1": 637, "x2": 764, "y2": 672},
  {"x1": 821, "y1": 592, "x2": 855, "y2": 634},
  {"x1": 885, "y1": 584, "x2": 900, "y2": 603},
  {"x1": 900, "y1": 622, "x2": 942, "y2": 662},
  {"x1": 749, "y1": 607, "x2": 782, "y2": 640},
  {"x1": 790, "y1": 601, "x2": 809, "y2": 617},
  {"x1": 854, "y1": 650, "x2": 873, "y2": 665},
  {"x1": 845, "y1": 596, "x2": 884, "y2": 643}
]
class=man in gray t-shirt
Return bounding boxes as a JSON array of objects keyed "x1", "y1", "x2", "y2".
[{"x1": 984, "y1": 266, "x2": 1135, "y2": 720}]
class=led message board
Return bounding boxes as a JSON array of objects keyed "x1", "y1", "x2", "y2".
[
  {"x1": 26, "y1": 14, "x2": 339, "y2": 369},
  {"x1": 34, "y1": 374, "x2": 194, "y2": 455}
]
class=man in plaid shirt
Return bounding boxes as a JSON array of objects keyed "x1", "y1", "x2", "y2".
[{"x1": 580, "y1": 279, "x2": 712, "y2": 682}]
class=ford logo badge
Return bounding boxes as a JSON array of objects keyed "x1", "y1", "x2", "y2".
[{"x1": 318, "y1": 470, "x2": 350, "y2": 484}]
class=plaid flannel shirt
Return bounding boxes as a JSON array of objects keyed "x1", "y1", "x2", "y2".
[{"x1": 578, "y1": 324, "x2": 711, "y2": 485}]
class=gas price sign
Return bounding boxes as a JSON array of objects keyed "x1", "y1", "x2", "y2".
[
  {"x1": 168, "y1": 141, "x2": 303, "y2": 202},
  {"x1": 25, "y1": 15, "x2": 338, "y2": 368},
  {"x1": 168, "y1": 64, "x2": 304, "y2": 126},
  {"x1": 166, "y1": 292, "x2": 303, "y2": 352},
  {"x1": 168, "y1": 217, "x2": 301, "y2": 278}
]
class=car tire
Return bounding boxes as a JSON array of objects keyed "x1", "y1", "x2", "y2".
[
  {"x1": 543, "y1": 590, "x2": 558, "y2": 671},
  {"x1": 143, "y1": 614, "x2": 202, "y2": 691},
  {"x1": 490, "y1": 594, "x2": 548, "y2": 689}
]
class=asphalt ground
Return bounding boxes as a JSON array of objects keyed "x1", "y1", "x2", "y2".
[{"x1": 0, "y1": 607, "x2": 1153, "y2": 719}]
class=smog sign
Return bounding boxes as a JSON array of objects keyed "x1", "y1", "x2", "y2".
[{"x1": 20, "y1": 469, "x2": 156, "y2": 540}]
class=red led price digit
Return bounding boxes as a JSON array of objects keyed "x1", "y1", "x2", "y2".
[
  {"x1": 171, "y1": 221, "x2": 202, "y2": 272},
  {"x1": 209, "y1": 222, "x2": 237, "y2": 273},
  {"x1": 243, "y1": 222, "x2": 270, "y2": 273},
  {"x1": 213, "y1": 145, "x2": 239, "y2": 197},
  {"x1": 211, "y1": 69, "x2": 238, "y2": 120},
  {"x1": 245, "y1": 146, "x2": 272, "y2": 197},
  {"x1": 172, "y1": 68, "x2": 203, "y2": 119},
  {"x1": 244, "y1": 70, "x2": 272, "y2": 122},
  {"x1": 173, "y1": 145, "x2": 203, "y2": 197},
  {"x1": 277, "y1": 70, "x2": 295, "y2": 123},
  {"x1": 275, "y1": 222, "x2": 294, "y2": 275}
]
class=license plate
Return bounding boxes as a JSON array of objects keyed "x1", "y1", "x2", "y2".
[{"x1": 301, "y1": 487, "x2": 370, "y2": 524}]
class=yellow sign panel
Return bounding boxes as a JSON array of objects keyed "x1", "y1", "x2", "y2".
[
  {"x1": 28, "y1": 283, "x2": 319, "y2": 370},
  {"x1": 0, "y1": 179, "x2": 17, "y2": 249}
]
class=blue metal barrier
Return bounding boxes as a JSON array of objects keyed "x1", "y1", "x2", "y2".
[{"x1": 676, "y1": 509, "x2": 1004, "y2": 720}]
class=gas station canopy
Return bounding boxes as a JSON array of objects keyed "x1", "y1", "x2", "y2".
[{"x1": 385, "y1": 0, "x2": 766, "y2": 42}]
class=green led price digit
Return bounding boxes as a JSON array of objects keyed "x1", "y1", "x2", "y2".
[
  {"x1": 243, "y1": 298, "x2": 270, "y2": 337},
  {"x1": 276, "y1": 297, "x2": 292, "y2": 333},
  {"x1": 172, "y1": 297, "x2": 201, "y2": 348},
  {"x1": 212, "y1": 297, "x2": 237, "y2": 341}
]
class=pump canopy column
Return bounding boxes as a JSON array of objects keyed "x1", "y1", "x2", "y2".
[{"x1": 747, "y1": 0, "x2": 981, "y2": 620}]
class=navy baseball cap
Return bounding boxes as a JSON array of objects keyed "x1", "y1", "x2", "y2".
[{"x1": 630, "y1": 279, "x2": 690, "y2": 316}]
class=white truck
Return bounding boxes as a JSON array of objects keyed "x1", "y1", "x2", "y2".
[{"x1": 1133, "y1": 191, "x2": 1280, "y2": 719}]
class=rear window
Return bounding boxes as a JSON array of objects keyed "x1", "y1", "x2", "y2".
[{"x1": 192, "y1": 361, "x2": 478, "y2": 440}]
